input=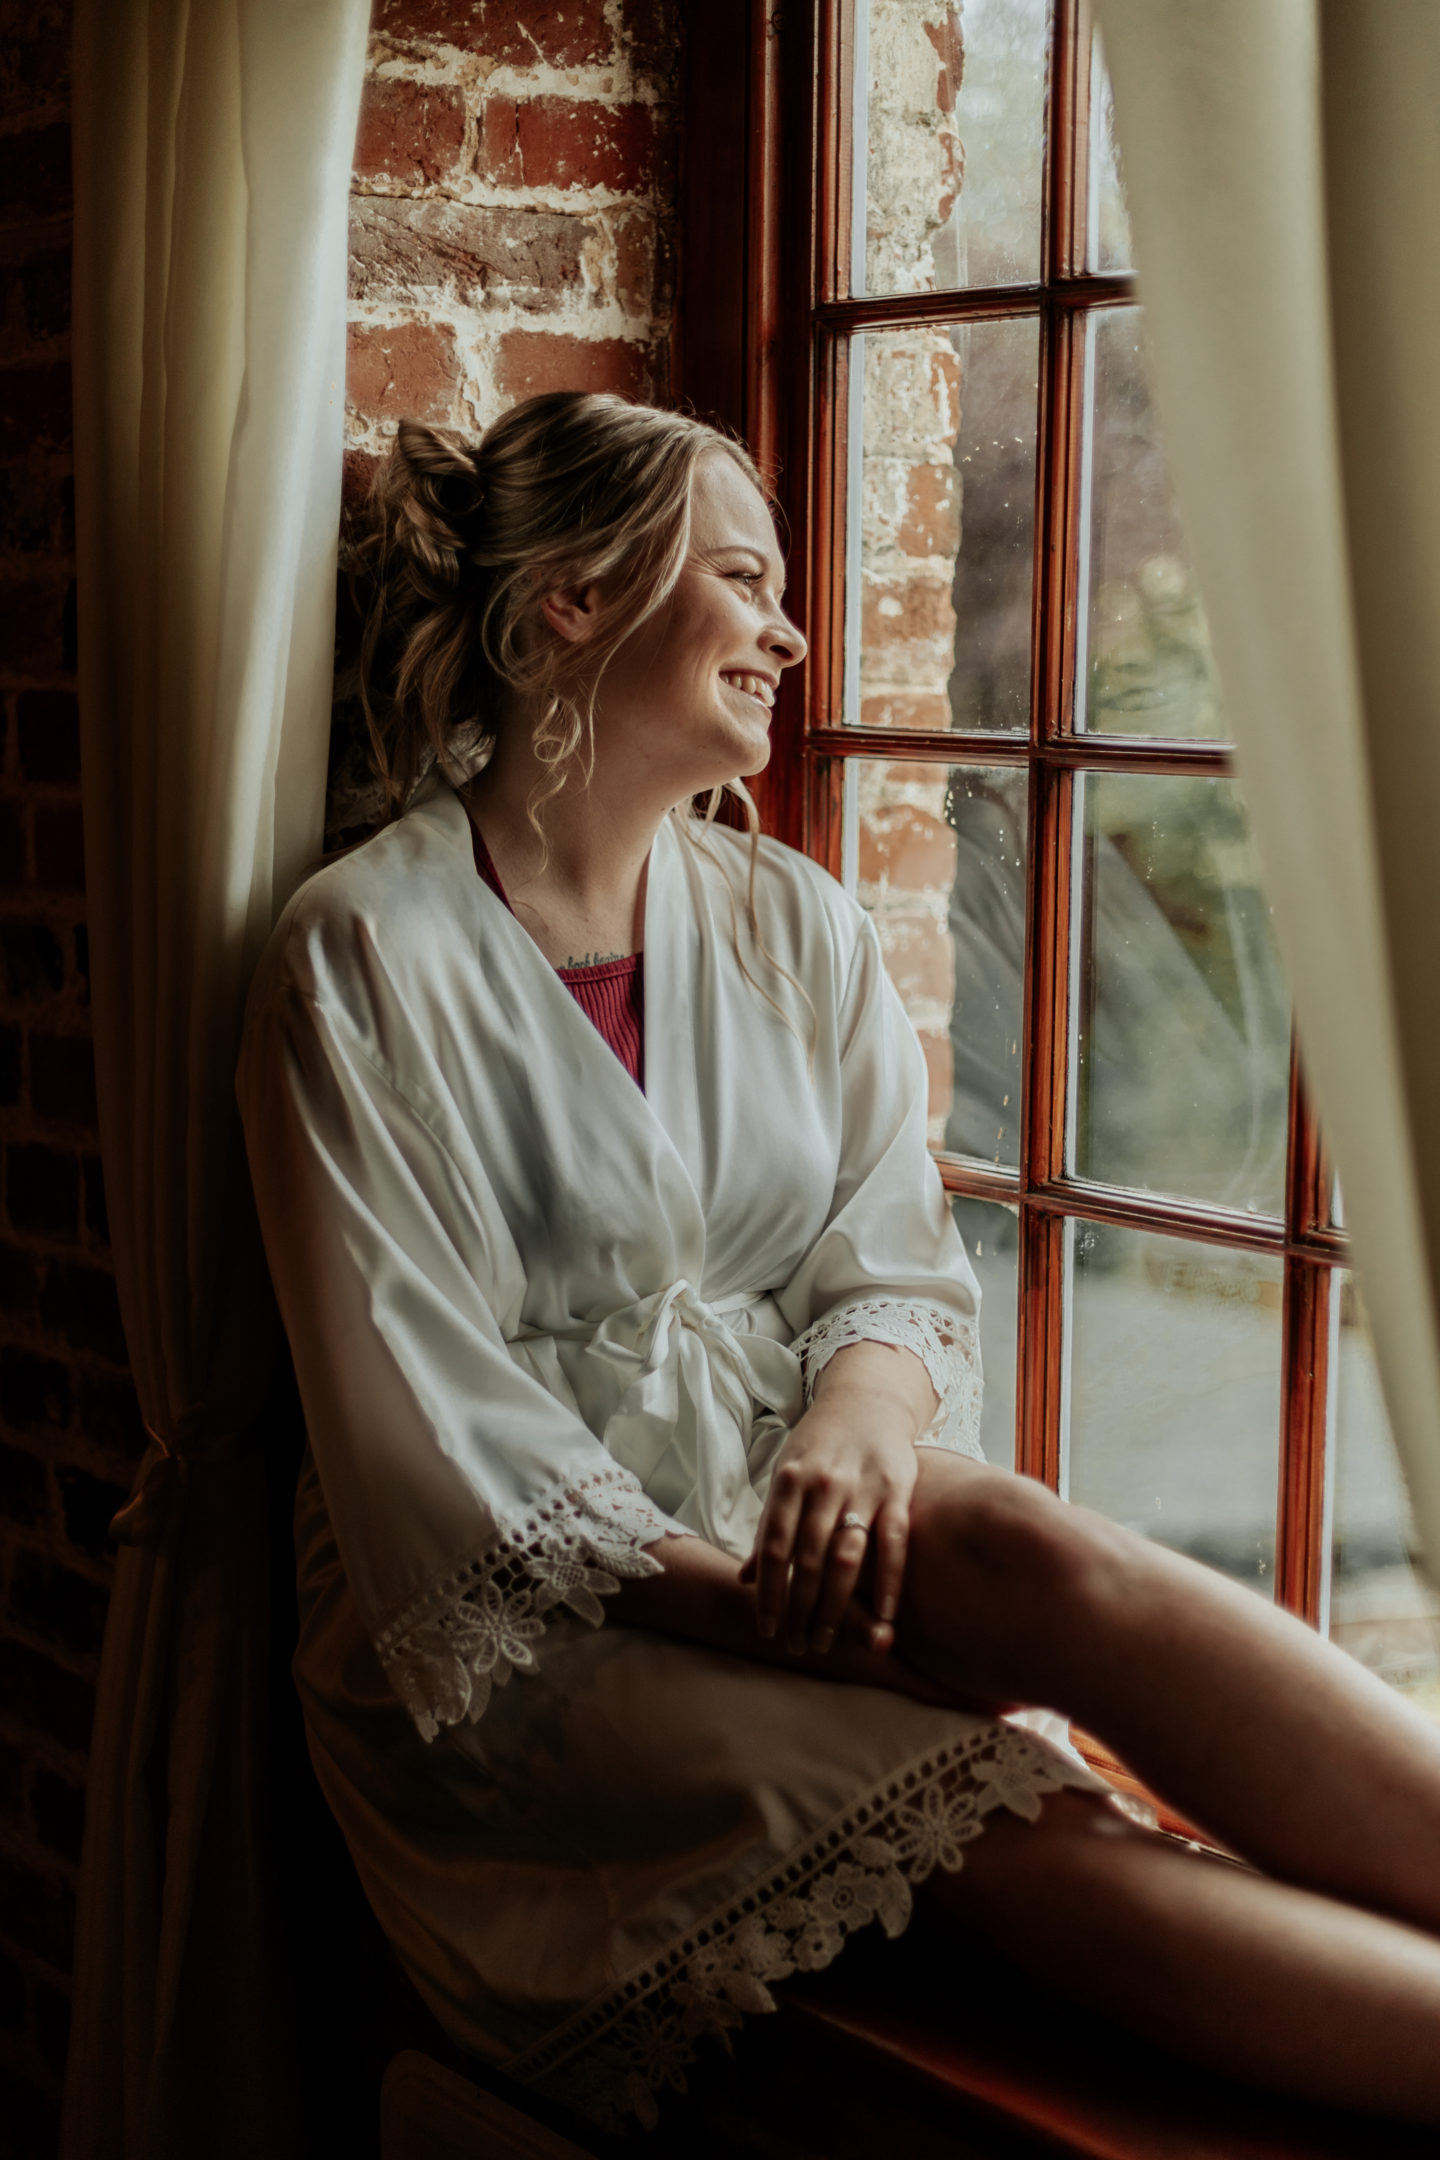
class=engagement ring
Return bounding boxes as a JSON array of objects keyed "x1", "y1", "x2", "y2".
[{"x1": 839, "y1": 1511, "x2": 868, "y2": 1534}]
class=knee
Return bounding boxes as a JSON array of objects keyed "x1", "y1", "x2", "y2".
[{"x1": 911, "y1": 1466, "x2": 1137, "y2": 1637}]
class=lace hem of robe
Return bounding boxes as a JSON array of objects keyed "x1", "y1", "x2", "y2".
[
  {"x1": 375, "y1": 1465, "x2": 677, "y2": 1742},
  {"x1": 509, "y1": 1720, "x2": 1110, "y2": 2131},
  {"x1": 792, "y1": 1298, "x2": 984, "y2": 1459}
]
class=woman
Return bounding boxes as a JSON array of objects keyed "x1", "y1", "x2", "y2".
[{"x1": 239, "y1": 392, "x2": 1440, "y2": 2134}]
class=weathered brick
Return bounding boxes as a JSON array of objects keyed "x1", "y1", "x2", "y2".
[
  {"x1": 0, "y1": 361, "x2": 71, "y2": 458},
  {"x1": 0, "y1": 1346, "x2": 70, "y2": 1431},
  {"x1": 17, "y1": 248, "x2": 68, "y2": 348},
  {"x1": 81, "y1": 1154, "x2": 106, "y2": 1244},
  {"x1": 0, "y1": 124, "x2": 71, "y2": 230},
  {"x1": 856, "y1": 803, "x2": 956, "y2": 892},
  {"x1": 29, "y1": 1036, "x2": 96, "y2": 1128},
  {"x1": 0, "y1": 1943, "x2": 22, "y2": 2030},
  {"x1": 495, "y1": 329, "x2": 653, "y2": 404},
  {"x1": 354, "y1": 76, "x2": 465, "y2": 192},
  {"x1": 56, "y1": 1467, "x2": 125, "y2": 1562},
  {"x1": 32, "y1": 1976, "x2": 69, "y2": 2078},
  {"x1": 0, "y1": 1849, "x2": 74, "y2": 1970},
  {"x1": 0, "y1": 1733, "x2": 24, "y2": 1821},
  {"x1": 6, "y1": 1144, "x2": 77, "y2": 1240},
  {"x1": 0, "y1": 574, "x2": 66, "y2": 679},
  {"x1": 611, "y1": 204, "x2": 663, "y2": 321},
  {"x1": 16, "y1": 688, "x2": 78, "y2": 784},
  {"x1": 39, "y1": 1261, "x2": 125, "y2": 1364},
  {"x1": 899, "y1": 463, "x2": 960, "y2": 558},
  {"x1": 10, "y1": 1554, "x2": 109, "y2": 1661},
  {"x1": 477, "y1": 96, "x2": 662, "y2": 197},
  {"x1": 0, "y1": 1440, "x2": 45, "y2": 1526},
  {"x1": 860, "y1": 690, "x2": 958, "y2": 731},
  {"x1": 0, "y1": 1637, "x2": 95, "y2": 1753},
  {"x1": 0, "y1": 799, "x2": 26, "y2": 884},
  {"x1": 31, "y1": 1766, "x2": 84, "y2": 1866},
  {"x1": 75, "y1": 1372, "x2": 144, "y2": 1463},
  {"x1": 349, "y1": 197, "x2": 585, "y2": 313},
  {"x1": 0, "y1": 1237, "x2": 39, "y2": 1314},
  {"x1": 373, "y1": 0, "x2": 612, "y2": 67},
  {"x1": 32, "y1": 801, "x2": 83, "y2": 891},
  {"x1": 346, "y1": 320, "x2": 458, "y2": 426},
  {"x1": 0, "y1": 922, "x2": 64, "y2": 998},
  {"x1": 341, "y1": 449, "x2": 380, "y2": 519},
  {"x1": 0, "y1": 460, "x2": 61, "y2": 555},
  {"x1": 0, "y1": 1021, "x2": 21, "y2": 1105},
  {"x1": 861, "y1": 573, "x2": 956, "y2": 653},
  {"x1": 0, "y1": 2069, "x2": 62, "y2": 2160}
]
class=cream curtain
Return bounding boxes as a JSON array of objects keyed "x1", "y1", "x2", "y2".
[
  {"x1": 65, "y1": 1, "x2": 369, "y2": 2154},
  {"x1": 1092, "y1": 0, "x2": 1440, "y2": 1576}
]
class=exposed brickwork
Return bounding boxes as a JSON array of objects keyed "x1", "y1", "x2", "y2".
[
  {"x1": 333, "y1": 0, "x2": 679, "y2": 838},
  {"x1": 0, "y1": 1, "x2": 129, "y2": 2146},
  {"x1": 0, "y1": 2, "x2": 682, "y2": 2148},
  {"x1": 345, "y1": 3, "x2": 677, "y2": 457}
]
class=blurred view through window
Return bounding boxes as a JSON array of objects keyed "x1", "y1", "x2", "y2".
[{"x1": 829, "y1": 0, "x2": 1438, "y2": 1719}]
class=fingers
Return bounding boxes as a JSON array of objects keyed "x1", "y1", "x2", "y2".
[
  {"x1": 752, "y1": 1461, "x2": 806, "y2": 1638},
  {"x1": 808, "y1": 1517, "x2": 871, "y2": 1654},
  {"x1": 870, "y1": 1497, "x2": 910, "y2": 1632}
]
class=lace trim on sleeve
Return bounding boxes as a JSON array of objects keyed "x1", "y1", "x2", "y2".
[
  {"x1": 374, "y1": 1465, "x2": 681, "y2": 1742},
  {"x1": 791, "y1": 1298, "x2": 984, "y2": 1461}
]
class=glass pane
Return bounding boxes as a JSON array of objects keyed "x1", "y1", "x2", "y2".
[
  {"x1": 954, "y1": 1197, "x2": 1018, "y2": 1467},
  {"x1": 1086, "y1": 31, "x2": 1132, "y2": 274},
  {"x1": 1072, "y1": 772, "x2": 1291, "y2": 1216},
  {"x1": 1079, "y1": 308, "x2": 1224, "y2": 739},
  {"x1": 855, "y1": 0, "x2": 1048, "y2": 296},
  {"x1": 1330, "y1": 1275, "x2": 1440, "y2": 1719},
  {"x1": 850, "y1": 759, "x2": 1027, "y2": 1159},
  {"x1": 1067, "y1": 1223, "x2": 1282, "y2": 1596},
  {"x1": 852, "y1": 317, "x2": 1038, "y2": 734}
]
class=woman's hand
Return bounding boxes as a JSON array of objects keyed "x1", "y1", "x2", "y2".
[{"x1": 742, "y1": 1339, "x2": 939, "y2": 1656}]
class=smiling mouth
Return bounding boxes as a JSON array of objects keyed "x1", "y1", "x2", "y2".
[{"x1": 719, "y1": 671, "x2": 776, "y2": 708}]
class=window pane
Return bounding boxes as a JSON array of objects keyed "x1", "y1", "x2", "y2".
[
  {"x1": 1330, "y1": 1275, "x2": 1440, "y2": 1718},
  {"x1": 855, "y1": 0, "x2": 1048, "y2": 296},
  {"x1": 1086, "y1": 31, "x2": 1132, "y2": 275},
  {"x1": 1079, "y1": 308, "x2": 1224, "y2": 739},
  {"x1": 850, "y1": 759, "x2": 1027, "y2": 1159},
  {"x1": 1066, "y1": 1223, "x2": 1282, "y2": 1596},
  {"x1": 1072, "y1": 772, "x2": 1291, "y2": 1216},
  {"x1": 954, "y1": 1197, "x2": 1018, "y2": 1467},
  {"x1": 851, "y1": 317, "x2": 1038, "y2": 733}
]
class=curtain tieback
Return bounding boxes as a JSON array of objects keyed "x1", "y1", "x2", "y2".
[{"x1": 110, "y1": 1414, "x2": 254, "y2": 1550}]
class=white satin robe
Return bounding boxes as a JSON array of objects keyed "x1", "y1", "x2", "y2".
[{"x1": 236, "y1": 777, "x2": 1105, "y2": 2128}]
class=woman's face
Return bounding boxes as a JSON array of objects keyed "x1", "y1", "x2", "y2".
[{"x1": 579, "y1": 449, "x2": 808, "y2": 804}]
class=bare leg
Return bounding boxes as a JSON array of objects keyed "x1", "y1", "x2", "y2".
[
  {"x1": 898, "y1": 1451, "x2": 1440, "y2": 1934},
  {"x1": 926, "y1": 1789, "x2": 1440, "y2": 2124}
]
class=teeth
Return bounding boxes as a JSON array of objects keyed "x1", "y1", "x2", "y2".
[{"x1": 721, "y1": 672, "x2": 775, "y2": 707}]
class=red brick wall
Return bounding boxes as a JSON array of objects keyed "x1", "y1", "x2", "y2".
[{"x1": 0, "y1": 4, "x2": 680, "y2": 2151}]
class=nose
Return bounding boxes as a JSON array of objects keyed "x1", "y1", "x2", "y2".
[{"x1": 764, "y1": 600, "x2": 807, "y2": 671}]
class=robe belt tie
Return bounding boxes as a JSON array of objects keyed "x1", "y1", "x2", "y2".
[{"x1": 534, "y1": 1284, "x2": 805, "y2": 1539}]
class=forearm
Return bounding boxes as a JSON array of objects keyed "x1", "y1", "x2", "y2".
[
  {"x1": 609, "y1": 1535, "x2": 764, "y2": 1656},
  {"x1": 809, "y1": 1335, "x2": 938, "y2": 1443}
]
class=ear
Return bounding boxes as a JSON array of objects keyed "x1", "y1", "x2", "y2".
[{"x1": 539, "y1": 581, "x2": 605, "y2": 645}]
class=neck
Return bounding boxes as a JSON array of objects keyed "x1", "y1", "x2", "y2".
[{"x1": 466, "y1": 735, "x2": 671, "y2": 906}]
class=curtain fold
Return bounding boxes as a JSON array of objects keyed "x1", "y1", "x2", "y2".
[
  {"x1": 1093, "y1": 0, "x2": 1440, "y2": 1576},
  {"x1": 65, "y1": 2, "x2": 370, "y2": 2153}
]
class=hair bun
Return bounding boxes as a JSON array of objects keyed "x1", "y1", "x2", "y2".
[{"x1": 389, "y1": 421, "x2": 487, "y2": 588}]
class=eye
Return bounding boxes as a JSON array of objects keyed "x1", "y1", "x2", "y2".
[{"x1": 729, "y1": 569, "x2": 763, "y2": 592}]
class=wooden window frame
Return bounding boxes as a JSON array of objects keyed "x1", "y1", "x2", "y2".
[{"x1": 678, "y1": 0, "x2": 1343, "y2": 1634}]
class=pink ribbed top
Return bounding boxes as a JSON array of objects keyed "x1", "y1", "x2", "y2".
[{"x1": 470, "y1": 821, "x2": 645, "y2": 1090}]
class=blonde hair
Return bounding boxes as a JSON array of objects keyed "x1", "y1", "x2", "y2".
[{"x1": 353, "y1": 390, "x2": 812, "y2": 1047}]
